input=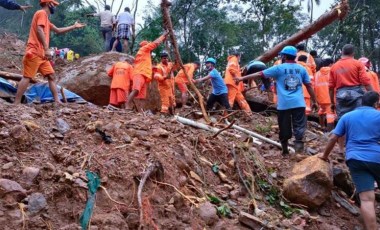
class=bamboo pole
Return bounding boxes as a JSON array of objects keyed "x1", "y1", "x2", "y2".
[{"x1": 161, "y1": 0, "x2": 210, "y2": 122}]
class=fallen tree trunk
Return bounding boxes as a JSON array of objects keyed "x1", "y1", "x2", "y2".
[
  {"x1": 226, "y1": 120, "x2": 295, "y2": 153},
  {"x1": 0, "y1": 70, "x2": 23, "y2": 81},
  {"x1": 256, "y1": 0, "x2": 349, "y2": 63},
  {"x1": 161, "y1": 0, "x2": 210, "y2": 123}
]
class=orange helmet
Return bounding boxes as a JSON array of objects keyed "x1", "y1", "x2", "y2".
[
  {"x1": 139, "y1": 41, "x2": 149, "y2": 47},
  {"x1": 40, "y1": 0, "x2": 60, "y2": 5},
  {"x1": 358, "y1": 57, "x2": 371, "y2": 68}
]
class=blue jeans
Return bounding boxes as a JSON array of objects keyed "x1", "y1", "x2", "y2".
[{"x1": 100, "y1": 26, "x2": 113, "y2": 51}]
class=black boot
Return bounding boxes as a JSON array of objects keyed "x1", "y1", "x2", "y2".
[
  {"x1": 281, "y1": 141, "x2": 289, "y2": 155},
  {"x1": 294, "y1": 140, "x2": 304, "y2": 154}
]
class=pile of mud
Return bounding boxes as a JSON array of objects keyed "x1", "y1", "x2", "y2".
[{"x1": 0, "y1": 101, "x2": 367, "y2": 229}]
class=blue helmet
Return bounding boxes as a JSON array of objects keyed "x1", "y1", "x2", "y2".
[
  {"x1": 279, "y1": 46, "x2": 297, "y2": 57},
  {"x1": 205, "y1": 57, "x2": 216, "y2": 65}
]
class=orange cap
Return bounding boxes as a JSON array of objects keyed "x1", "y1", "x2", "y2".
[
  {"x1": 40, "y1": 0, "x2": 60, "y2": 5},
  {"x1": 139, "y1": 41, "x2": 148, "y2": 47}
]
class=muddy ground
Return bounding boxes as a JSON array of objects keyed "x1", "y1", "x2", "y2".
[{"x1": 0, "y1": 32, "x2": 379, "y2": 230}]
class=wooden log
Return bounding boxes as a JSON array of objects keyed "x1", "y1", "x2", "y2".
[
  {"x1": 255, "y1": 0, "x2": 350, "y2": 63},
  {"x1": 161, "y1": 0, "x2": 210, "y2": 123},
  {"x1": 0, "y1": 70, "x2": 23, "y2": 81}
]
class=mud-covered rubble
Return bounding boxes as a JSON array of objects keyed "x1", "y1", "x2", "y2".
[{"x1": 0, "y1": 100, "x2": 372, "y2": 229}]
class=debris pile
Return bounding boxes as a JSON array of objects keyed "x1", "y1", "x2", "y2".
[{"x1": 0, "y1": 101, "x2": 370, "y2": 229}]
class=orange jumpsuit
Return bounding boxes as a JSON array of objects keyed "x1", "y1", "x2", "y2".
[
  {"x1": 314, "y1": 67, "x2": 335, "y2": 124},
  {"x1": 107, "y1": 62, "x2": 133, "y2": 106},
  {"x1": 154, "y1": 62, "x2": 176, "y2": 113},
  {"x1": 298, "y1": 62, "x2": 313, "y2": 115},
  {"x1": 297, "y1": 51, "x2": 316, "y2": 76},
  {"x1": 132, "y1": 35, "x2": 165, "y2": 99},
  {"x1": 368, "y1": 70, "x2": 380, "y2": 93},
  {"x1": 224, "y1": 55, "x2": 252, "y2": 115},
  {"x1": 175, "y1": 63, "x2": 197, "y2": 93}
]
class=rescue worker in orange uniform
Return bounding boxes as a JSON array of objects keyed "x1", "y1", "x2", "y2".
[
  {"x1": 224, "y1": 50, "x2": 252, "y2": 117},
  {"x1": 297, "y1": 55, "x2": 314, "y2": 115},
  {"x1": 359, "y1": 57, "x2": 380, "y2": 93},
  {"x1": 314, "y1": 58, "x2": 335, "y2": 131},
  {"x1": 296, "y1": 43, "x2": 316, "y2": 75},
  {"x1": 125, "y1": 31, "x2": 169, "y2": 109},
  {"x1": 153, "y1": 51, "x2": 176, "y2": 114},
  {"x1": 107, "y1": 60, "x2": 133, "y2": 108},
  {"x1": 14, "y1": 0, "x2": 85, "y2": 104},
  {"x1": 175, "y1": 61, "x2": 200, "y2": 108}
]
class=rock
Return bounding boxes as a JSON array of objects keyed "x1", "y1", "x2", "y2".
[
  {"x1": 67, "y1": 166, "x2": 75, "y2": 174},
  {"x1": 123, "y1": 134, "x2": 132, "y2": 144},
  {"x1": 59, "y1": 53, "x2": 143, "y2": 109},
  {"x1": 59, "y1": 223, "x2": 81, "y2": 230},
  {"x1": 152, "y1": 128, "x2": 169, "y2": 138},
  {"x1": 2, "y1": 162, "x2": 14, "y2": 170},
  {"x1": 0, "y1": 179, "x2": 27, "y2": 203},
  {"x1": 318, "y1": 223, "x2": 341, "y2": 230},
  {"x1": 53, "y1": 132, "x2": 64, "y2": 140},
  {"x1": 283, "y1": 155, "x2": 333, "y2": 208},
  {"x1": 229, "y1": 189, "x2": 240, "y2": 200},
  {"x1": 103, "y1": 121, "x2": 122, "y2": 132},
  {"x1": 10, "y1": 125, "x2": 29, "y2": 141},
  {"x1": 238, "y1": 211, "x2": 266, "y2": 229},
  {"x1": 198, "y1": 202, "x2": 218, "y2": 226},
  {"x1": 0, "y1": 130, "x2": 9, "y2": 138},
  {"x1": 333, "y1": 167, "x2": 355, "y2": 197},
  {"x1": 332, "y1": 191, "x2": 360, "y2": 216},
  {"x1": 22, "y1": 120, "x2": 40, "y2": 130},
  {"x1": 0, "y1": 178, "x2": 27, "y2": 195},
  {"x1": 91, "y1": 212, "x2": 128, "y2": 229},
  {"x1": 22, "y1": 167, "x2": 40, "y2": 185},
  {"x1": 27, "y1": 193, "x2": 47, "y2": 214},
  {"x1": 56, "y1": 118, "x2": 70, "y2": 134}
]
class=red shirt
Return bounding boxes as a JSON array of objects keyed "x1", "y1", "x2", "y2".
[{"x1": 329, "y1": 57, "x2": 370, "y2": 89}]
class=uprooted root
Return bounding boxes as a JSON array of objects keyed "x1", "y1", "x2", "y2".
[{"x1": 138, "y1": 157, "x2": 164, "y2": 229}]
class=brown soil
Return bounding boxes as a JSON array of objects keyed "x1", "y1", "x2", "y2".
[{"x1": 0, "y1": 32, "x2": 378, "y2": 230}]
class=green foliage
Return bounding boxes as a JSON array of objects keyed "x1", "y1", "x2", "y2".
[
  {"x1": 216, "y1": 204, "x2": 232, "y2": 217},
  {"x1": 206, "y1": 194, "x2": 221, "y2": 204}
]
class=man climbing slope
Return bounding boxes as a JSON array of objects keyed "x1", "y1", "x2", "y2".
[
  {"x1": 14, "y1": 0, "x2": 86, "y2": 104},
  {"x1": 236, "y1": 46, "x2": 318, "y2": 154},
  {"x1": 125, "y1": 31, "x2": 169, "y2": 110},
  {"x1": 224, "y1": 49, "x2": 252, "y2": 117}
]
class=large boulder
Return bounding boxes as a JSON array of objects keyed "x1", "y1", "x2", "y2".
[
  {"x1": 283, "y1": 155, "x2": 333, "y2": 208},
  {"x1": 58, "y1": 52, "x2": 161, "y2": 111}
]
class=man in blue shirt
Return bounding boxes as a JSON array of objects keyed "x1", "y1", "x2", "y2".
[
  {"x1": 195, "y1": 58, "x2": 231, "y2": 111},
  {"x1": 236, "y1": 46, "x2": 317, "y2": 154},
  {"x1": 320, "y1": 91, "x2": 380, "y2": 230}
]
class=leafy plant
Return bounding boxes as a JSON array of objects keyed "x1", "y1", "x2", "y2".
[{"x1": 217, "y1": 204, "x2": 232, "y2": 217}]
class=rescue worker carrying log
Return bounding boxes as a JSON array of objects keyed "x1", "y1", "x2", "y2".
[
  {"x1": 235, "y1": 46, "x2": 318, "y2": 155},
  {"x1": 224, "y1": 49, "x2": 253, "y2": 117},
  {"x1": 153, "y1": 51, "x2": 176, "y2": 114}
]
